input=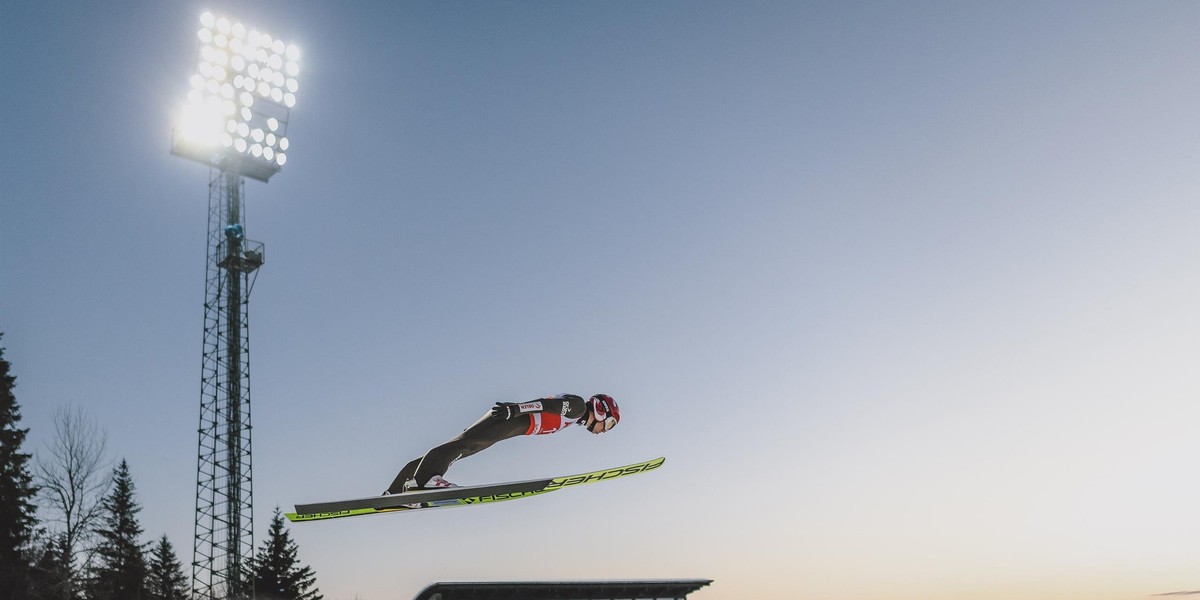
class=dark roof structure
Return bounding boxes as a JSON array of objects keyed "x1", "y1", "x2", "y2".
[{"x1": 412, "y1": 579, "x2": 713, "y2": 600}]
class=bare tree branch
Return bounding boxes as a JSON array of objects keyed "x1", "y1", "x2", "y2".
[{"x1": 34, "y1": 405, "x2": 110, "y2": 600}]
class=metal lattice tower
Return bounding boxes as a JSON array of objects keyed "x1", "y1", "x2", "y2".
[
  {"x1": 192, "y1": 169, "x2": 262, "y2": 600},
  {"x1": 170, "y1": 11, "x2": 301, "y2": 599}
]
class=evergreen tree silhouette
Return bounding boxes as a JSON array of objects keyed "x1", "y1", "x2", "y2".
[
  {"x1": 87, "y1": 460, "x2": 146, "y2": 600},
  {"x1": 145, "y1": 535, "x2": 188, "y2": 600},
  {"x1": 251, "y1": 508, "x2": 322, "y2": 600},
  {"x1": 0, "y1": 334, "x2": 39, "y2": 599}
]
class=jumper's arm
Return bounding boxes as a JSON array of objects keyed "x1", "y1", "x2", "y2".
[{"x1": 491, "y1": 394, "x2": 587, "y2": 421}]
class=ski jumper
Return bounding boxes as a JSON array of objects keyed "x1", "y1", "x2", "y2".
[{"x1": 386, "y1": 394, "x2": 587, "y2": 494}]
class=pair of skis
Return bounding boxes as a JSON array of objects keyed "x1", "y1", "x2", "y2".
[{"x1": 286, "y1": 456, "x2": 665, "y2": 523}]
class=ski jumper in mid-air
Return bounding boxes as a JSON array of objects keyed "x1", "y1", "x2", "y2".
[{"x1": 385, "y1": 393, "x2": 620, "y2": 494}]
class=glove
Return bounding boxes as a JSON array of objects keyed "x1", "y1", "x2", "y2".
[{"x1": 491, "y1": 401, "x2": 520, "y2": 421}]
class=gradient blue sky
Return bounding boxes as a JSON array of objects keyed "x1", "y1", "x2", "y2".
[{"x1": 3, "y1": 2, "x2": 1200, "y2": 599}]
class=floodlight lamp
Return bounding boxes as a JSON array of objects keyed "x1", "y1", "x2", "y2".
[
  {"x1": 178, "y1": 100, "x2": 223, "y2": 148},
  {"x1": 172, "y1": 11, "x2": 300, "y2": 182}
]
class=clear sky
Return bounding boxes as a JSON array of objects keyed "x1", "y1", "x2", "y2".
[{"x1": 3, "y1": 1, "x2": 1199, "y2": 599}]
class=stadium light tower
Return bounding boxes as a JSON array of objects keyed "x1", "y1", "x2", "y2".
[{"x1": 170, "y1": 11, "x2": 301, "y2": 600}]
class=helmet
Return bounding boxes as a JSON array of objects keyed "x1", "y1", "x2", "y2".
[{"x1": 585, "y1": 394, "x2": 620, "y2": 433}]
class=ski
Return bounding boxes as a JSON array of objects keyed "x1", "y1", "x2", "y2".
[{"x1": 285, "y1": 456, "x2": 665, "y2": 523}]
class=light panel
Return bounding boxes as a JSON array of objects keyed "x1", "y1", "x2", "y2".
[{"x1": 172, "y1": 11, "x2": 301, "y2": 181}]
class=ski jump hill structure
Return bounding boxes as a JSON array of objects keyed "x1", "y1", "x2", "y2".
[{"x1": 412, "y1": 579, "x2": 713, "y2": 600}]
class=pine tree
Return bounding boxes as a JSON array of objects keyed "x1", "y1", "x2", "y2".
[
  {"x1": 252, "y1": 508, "x2": 322, "y2": 600},
  {"x1": 0, "y1": 334, "x2": 39, "y2": 599},
  {"x1": 86, "y1": 460, "x2": 146, "y2": 600},
  {"x1": 145, "y1": 535, "x2": 187, "y2": 600},
  {"x1": 27, "y1": 533, "x2": 70, "y2": 600}
]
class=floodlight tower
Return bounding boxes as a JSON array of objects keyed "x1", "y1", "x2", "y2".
[{"x1": 171, "y1": 11, "x2": 301, "y2": 600}]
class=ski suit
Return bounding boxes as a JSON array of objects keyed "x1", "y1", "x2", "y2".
[{"x1": 385, "y1": 394, "x2": 587, "y2": 494}]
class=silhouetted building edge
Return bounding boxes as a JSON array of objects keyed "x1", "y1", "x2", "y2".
[{"x1": 413, "y1": 579, "x2": 713, "y2": 600}]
